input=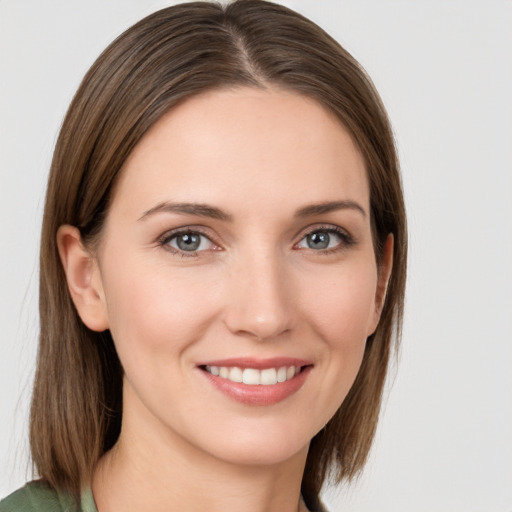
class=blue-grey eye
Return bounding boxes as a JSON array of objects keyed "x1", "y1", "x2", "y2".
[
  {"x1": 298, "y1": 230, "x2": 343, "y2": 250},
  {"x1": 168, "y1": 232, "x2": 213, "y2": 252}
]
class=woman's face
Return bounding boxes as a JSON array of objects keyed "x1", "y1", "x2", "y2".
[{"x1": 91, "y1": 88, "x2": 390, "y2": 467}]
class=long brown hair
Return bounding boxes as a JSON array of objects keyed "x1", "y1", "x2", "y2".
[{"x1": 31, "y1": 0, "x2": 407, "y2": 507}]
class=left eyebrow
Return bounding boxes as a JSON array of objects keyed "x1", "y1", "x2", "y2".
[
  {"x1": 294, "y1": 200, "x2": 367, "y2": 219},
  {"x1": 138, "y1": 201, "x2": 233, "y2": 222}
]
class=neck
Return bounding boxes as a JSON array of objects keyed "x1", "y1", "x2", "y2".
[{"x1": 92, "y1": 386, "x2": 309, "y2": 512}]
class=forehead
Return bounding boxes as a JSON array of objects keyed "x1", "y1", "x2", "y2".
[{"x1": 112, "y1": 87, "x2": 369, "y2": 219}]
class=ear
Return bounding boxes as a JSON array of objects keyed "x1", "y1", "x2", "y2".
[
  {"x1": 368, "y1": 233, "x2": 394, "y2": 335},
  {"x1": 56, "y1": 225, "x2": 109, "y2": 332}
]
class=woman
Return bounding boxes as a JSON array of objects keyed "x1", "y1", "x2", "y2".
[{"x1": 0, "y1": 1, "x2": 406, "y2": 511}]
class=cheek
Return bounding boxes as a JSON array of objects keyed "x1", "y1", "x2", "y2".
[
  {"x1": 101, "y1": 257, "x2": 222, "y2": 362},
  {"x1": 301, "y1": 260, "x2": 378, "y2": 347},
  {"x1": 298, "y1": 261, "x2": 378, "y2": 415}
]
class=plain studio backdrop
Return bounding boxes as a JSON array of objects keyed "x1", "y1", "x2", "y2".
[{"x1": 1, "y1": 1, "x2": 511, "y2": 511}]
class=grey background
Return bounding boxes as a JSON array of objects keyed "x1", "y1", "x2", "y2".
[{"x1": 1, "y1": 1, "x2": 511, "y2": 510}]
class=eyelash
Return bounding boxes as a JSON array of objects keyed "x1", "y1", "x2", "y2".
[
  {"x1": 296, "y1": 225, "x2": 356, "y2": 255},
  {"x1": 158, "y1": 228, "x2": 217, "y2": 258},
  {"x1": 158, "y1": 225, "x2": 356, "y2": 258}
]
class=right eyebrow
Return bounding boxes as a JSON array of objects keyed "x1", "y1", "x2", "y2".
[
  {"x1": 294, "y1": 200, "x2": 367, "y2": 219},
  {"x1": 138, "y1": 201, "x2": 234, "y2": 222}
]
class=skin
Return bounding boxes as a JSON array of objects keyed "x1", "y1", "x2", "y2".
[{"x1": 58, "y1": 87, "x2": 393, "y2": 512}]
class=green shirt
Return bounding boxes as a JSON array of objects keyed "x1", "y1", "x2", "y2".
[
  {"x1": 0, "y1": 481, "x2": 97, "y2": 512},
  {"x1": 1, "y1": 481, "x2": 326, "y2": 512}
]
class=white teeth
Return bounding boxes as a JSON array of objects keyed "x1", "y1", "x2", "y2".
[
  {"x1": 242, "y1": 368, "x2": 260, "y2": 385},
  {"x1": 277, "y1": 366, "x2": 287, "y2": 382},
  {"x1": 206, "y1": 366, "x2": 219, "y2": 375},
  {"x1": 205, "y1": 364, "x2": 303, "y2": 385},
  {"x1": 229, "y1": 367, "x2": 243, "y2": 383},
  {"x1": 260, "y1": 368, "x2": 277, "y2": 385}
]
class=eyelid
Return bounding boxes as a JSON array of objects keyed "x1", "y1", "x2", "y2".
[
  {"x1": 294, "y1": 223, "x2": 357, "y2": 251},
  {"x1": 157, "y1": 226, "x2": 222, "y2": 256},
  {"x1": 295, "y1": 223, "x2": 353, "y2": 240},
  {"x1": 156, "y1": 223, "x2": 356, "y2": 256}
]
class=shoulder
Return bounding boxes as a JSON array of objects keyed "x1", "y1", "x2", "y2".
[{"x1": 0, "y1": 481, "x2": 77, "y2": 512}]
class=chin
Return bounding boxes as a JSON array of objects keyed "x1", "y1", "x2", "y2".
[{"x1": 193, "y1": 419, "x2": 315, "y2": 467}]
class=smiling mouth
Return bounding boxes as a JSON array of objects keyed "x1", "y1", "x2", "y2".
[
  {"x1": 201, "y1": 365, "x2": 303, "y2": 386},
  {"x1": 198, "y1": 359, "x2": 313, "y2": 405}
]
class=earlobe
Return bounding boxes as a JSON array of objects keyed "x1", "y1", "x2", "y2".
[
  {"x1": 368, "y1": 233, "x2": 394, "y2": 334},
  {"x1": 56, "y1": 225, "x2": 109, "y2": 332}
]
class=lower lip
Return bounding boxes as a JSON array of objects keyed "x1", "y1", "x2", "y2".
[{"x1": 199, "y1": 366, "x2": 312, "y2": 406}]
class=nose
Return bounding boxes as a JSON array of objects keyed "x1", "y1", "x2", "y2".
[{"x1": 223, "y1": 249, "x2": 293, "y2": 341}]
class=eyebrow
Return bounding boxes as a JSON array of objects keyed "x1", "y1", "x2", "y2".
[
  {"x1": 294, "y1": 200, "x2": 366, "y2": 219},
  {"x1": 138, "y1": 202, "x2": 233, "y2": 222},
  {"x1": 138, "y1": 199, "x2": 366, "y2": 222}
]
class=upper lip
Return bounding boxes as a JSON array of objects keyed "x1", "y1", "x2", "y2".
[{"x1": 196, "y1": 357, "x2": 312, "y2": 370}]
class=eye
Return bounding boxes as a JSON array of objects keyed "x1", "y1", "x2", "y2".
[
  {"x1": 296, "y1": 228, "x2": 352, "y2": 251},
  {"x1": 164, "y1": 231, "x2": 215, "y2": 253}
]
